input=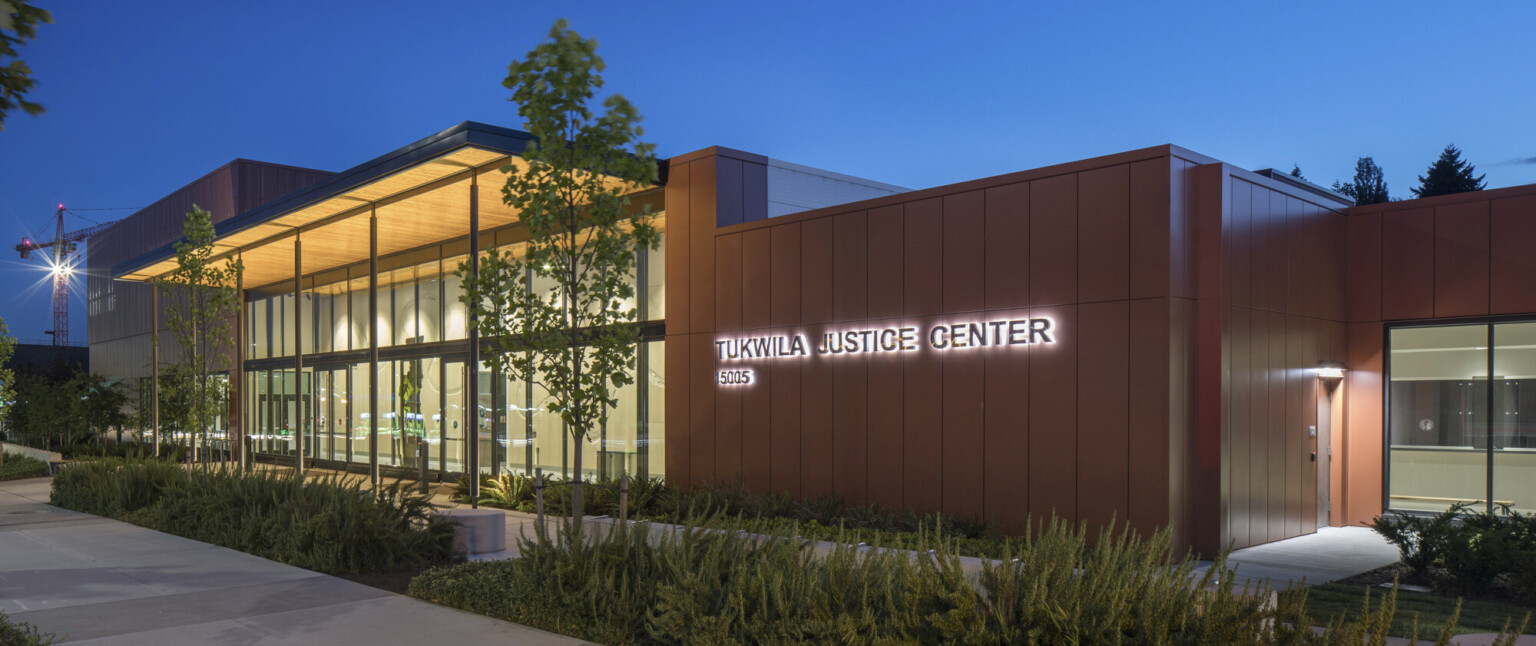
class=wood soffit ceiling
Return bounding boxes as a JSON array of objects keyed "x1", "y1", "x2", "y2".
[{"x1": 119, "y1": 146, "x2": 644, "y2": 289}]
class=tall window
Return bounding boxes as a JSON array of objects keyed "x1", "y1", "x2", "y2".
[{"x1": 1388, "y1": 321, "x2": 1536, "y2": 514}]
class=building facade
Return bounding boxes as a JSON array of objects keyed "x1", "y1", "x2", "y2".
[{"x1": 93, "y1": 122, "x2": 1536, "y2": 555}]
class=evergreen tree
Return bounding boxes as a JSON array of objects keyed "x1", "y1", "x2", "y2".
[
  {"x1": 1289, "y1": 165, "x2": 1305, "y2": 180},
  {"x1": 1331, "y1": 156, "x2": 1390, "y2": 205},
  {"x1": 1412, "y1": 144, "x2": 1485, "y2": 198}
]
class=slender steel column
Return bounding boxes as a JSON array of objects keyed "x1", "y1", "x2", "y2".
[
  {"x1": 369, "y1": 207, "x2": 380, "y2": 486},
  {"x1": 294, "y1": 232, "x2": 304, "y2": 473},
  {"x1": 467, "y1": 175, "x2": 480, "y2": 508},
  {"x1": 152, "y1": 283, "x2": 160, "y2": 456},
  {"x1": 235, "y1": 251, "x2": 244, "y2": 469}
]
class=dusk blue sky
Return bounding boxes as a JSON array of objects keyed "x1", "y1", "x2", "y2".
[{"x1": 1, "y1": 2, "x2": 1532, "y2": 344}]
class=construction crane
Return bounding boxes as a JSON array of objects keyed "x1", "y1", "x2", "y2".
[{"x1": 15, "y1": 205, "x2": 121, "y2": 346}]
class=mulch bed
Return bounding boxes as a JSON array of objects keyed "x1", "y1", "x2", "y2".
[
  {"x1": 1335, "y1": 562, "x2": 1529, "y2": 606},
  {"x1": 335, "y1": 564, "x2": 438, "y2": 595}
]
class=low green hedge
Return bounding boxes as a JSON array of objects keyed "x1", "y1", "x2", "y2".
[
  {"x1": 1372, "y1": 503, "x2": 1536, "y2": 602},
  {"x1": 50, "y1": 459, "x2": 455, "y2": 574},
  {"x1": 0, "y1": 609, "x2": 56, "y2": 646},
  {"x1": 0, "y1": 452, "x2": 50, "y2": 481},
  {"x1": 411, "y1": 518, "x2": 1489, "y2": 645}
]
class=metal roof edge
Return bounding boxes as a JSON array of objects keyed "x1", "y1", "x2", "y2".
[{"x1": 112, "y1": 121, "x2": 534, "y2": 278}]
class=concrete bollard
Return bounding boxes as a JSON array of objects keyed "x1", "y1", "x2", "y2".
[{"x1": 435, "y1": 508, "x2": 506, "y2": 555}]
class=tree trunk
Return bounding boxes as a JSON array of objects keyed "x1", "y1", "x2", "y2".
[{"x1": 571, "y1": 440, "x2": 583, "y2": 532}]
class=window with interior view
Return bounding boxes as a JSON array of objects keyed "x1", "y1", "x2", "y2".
[{"x1": 1388, "y1": 321, "x2": 1536, "y2": 514}]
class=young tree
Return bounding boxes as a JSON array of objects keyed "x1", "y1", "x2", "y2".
[
  {"x1": 0, "y1": 0, "x2": 52, "y2": 130},
  {"x1": 1412, "y1": 144, "x2": 1486, "y2": 198},
  {"x1": 76, "y1": 374, "x2": 129, "y2": 445},
  {"x1": 157, "y1": 206, "x2": 241, "y2": 475},
  {"x1": 1331, "y1": 156, "x2": 1390, "y2": 205},
  {"x1": 459, "y1": 19, "x2": 659, "y2": 527}
]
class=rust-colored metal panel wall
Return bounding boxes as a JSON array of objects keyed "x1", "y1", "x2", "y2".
[
  {"x1": 1077, "y1": 301, "x2": 1129, "y2": 531},
  {"x1": 689, "y1": 334, "x2": 717, "y2": 484},
  {"x1": 867, "y1": 351, "x2": 905, "y2": 509},
  {"x1": 801, "y1": 220, "x2": 836, "y2": 497},
  {"x1": 1344, "y1": 322, "x2": 1384, "y2": 526},
  {"x1": 802, "y1": 346, "x2": 834, "y2": 498},
  {"x1": 942, "y1": 330, "x2": 985, "y2": 519},
  {"x1": 1169, "y1": 160, "x2": 1198, "y2": 300},
  {"x1": 688, "y1": 159, "x2": 718, "y2": 333},
  {"x1": 714, "y1": 337, "x2": 743, "y2": 479},
  {"x1": 670, "y1": 146, "x2": 1220, "y2": 553},
  {"x1": 716, "y1": 235, "x2": 743, "y2": 330},
  {"x1": 833, "y1": 353, "x2": 869, "y2": 503},
  {"x1": 664, "y1": 163, "x2": 692, "y2": 336},
  {"x1": 1347, "y1": 213, "x2": 1382, "y2": 323},
  {"x1": 742, "y1": 352, "x2": 772, "y2": 491},
  {"x1": 770, "y1": 350, "x2": 802, "y2": 496},
  {"x1": 832, "y1": 212, "x2": 869, "y2": 321},
  {"x1": 1029, "y1": 175, "x2": 1078, "y2": 306},
  {"x1": 742, "y1": 230, "x2": 771, "y2": 329},
  {"x1": 983, "y1": 308, "x2": 1029, "y2": 533},
  {"x1": 1247, "y1": 309, "x2": 1271, "y2": 542},
  {"x1": 984, "y1": 184, "x2": 1029, "y2": 310},
  {"x1": 1130, "y1": 159, "x2": 1172, "y2": 299},
  {"x1": 904, "y1": 199, "x2": 943, "y2": 315},
  {"x1": 801, "y1": 219, "x2": 834, "y2": 325},
  {"x1": 1226, "y1": 180, "x2": 1252, "y2": 308},
  {"x1": 1079, "y1": 166, "x2": 1131, "y2": 303},
  {"x1": 1380, "y1": 208, "x2": 1435, "y2": 320},
  {"x1": 1491, "y1": 195, "x2": 1536, "y2": 314},
  {"x1": 665, "y1": 330, "x2": 690, "y2": 485},
  {"x1": 868, "y1": 205, "x2": 905, "y2": 319},
  {"x1": 1204, "y1": 168, "x2": 1352, "y2": 551},
  {"x1": 1227, "y1": 306, "x2": 1252, "y2": 546},
  {"x1": 1029, "y1": 304, "x2": 1077, "y2": 521},
  {"x1": 1127, "y1": 297, "x2": 1172, "y2": 539},
  {"x1": 770, "y1": 225, "x2": 802, "y2": 326},
  {"x1": 1284, "y1": 313, "x2": 1305, "y2": 539},
  {"x1": 942, "y1": 192, "x2": 985, "y2": 313},
  {"x1": 1432, "y1": 201, "x2": 1490, "y2": 318},
  {"x1": 904, "y1": 323, "x2": 943, "y2": 513}
]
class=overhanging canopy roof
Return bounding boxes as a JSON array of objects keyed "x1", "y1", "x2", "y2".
[{"x1": 113, "y1": 121, "x2": 644, "y2": 289}]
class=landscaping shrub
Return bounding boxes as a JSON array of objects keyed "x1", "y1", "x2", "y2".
[
  {"x1": 0, "y1": 452, "x2": 50, "y2": 481},
  {"x1": 67, "y1": 442, "x2": 190, "y2": 462},
  {"x1": 412, "y1": 517, "x2": 1489, "y2": 645},
  {"x1": 0, "y1": 609, "x2": 56, "y2": 646},
  {"x1": 1371, "y1": 504, "x2": 1536, "y2": 601},
  {"x1": 456, "y1": 473, "x2": 1007, "y2": 554},
  {"x1": 50, "y1": 459, "x2": 455, "y2": 574}
]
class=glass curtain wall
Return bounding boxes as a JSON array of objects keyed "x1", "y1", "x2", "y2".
[
  {"x1": 242, "y1": 216, "x2": 667, "y2": 481},
  {"x1": 1388, "y1": 321, "x2": 1536, "y2": 513}
]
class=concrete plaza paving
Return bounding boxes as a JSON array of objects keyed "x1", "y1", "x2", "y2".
[{"x1": 0, "y1": 477, "x2": 591, "y2": 645}]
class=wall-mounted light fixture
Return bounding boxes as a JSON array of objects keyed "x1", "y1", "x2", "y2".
[
  {"x1": 1314, "y1": 360, "x2": 1346, "y2": 396},
  {"x1": 1313, "y1": 362, "x2": 1346, "y2": 380}
]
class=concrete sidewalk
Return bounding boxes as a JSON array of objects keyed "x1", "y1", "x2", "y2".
[
  {"x1": 0, "y1": 477, "x2": 592, "y2": 645},
  {"x1": 1198, "y1": 526, "x2": 1403, "y2": 590}
]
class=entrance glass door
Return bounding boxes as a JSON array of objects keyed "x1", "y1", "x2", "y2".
[{"x1": 443, "y1": 360, "x2": 466, "y2": 474}]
